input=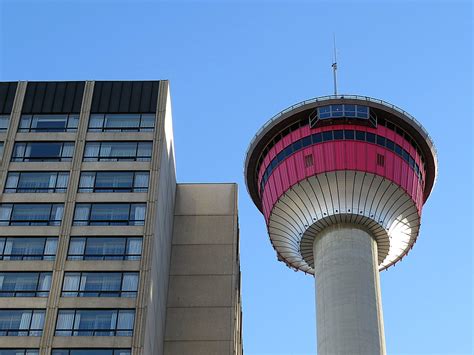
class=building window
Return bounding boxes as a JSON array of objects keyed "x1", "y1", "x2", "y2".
[
  {"x1": 67, "y1": 237, "x2": 142, "y2": 260},
  {"x1": 11, "y1": 142, "x2": 74, "y2": 162},
  {"x1": 62, "y1": 272, "x2": 138, "y2": 297},
  {"x1": 4, "y1": 172, "x2": 69, "y2": 193},
  {"x1": 0, "y1": 115, "x2": 9, "y2": 131},
  {"x1": 88, "y1": 113, "x2": 155, "y2": 132},
  {"x1": 78, "y1": 171, "x2": 149, "y2": 193},
  {"x1": 72, "y1": 203, "x2": 146, "y2": 226},
  {"x1": 0, "y1": 237, "x2": 57, "y2": 260},
  {"x1": 0, "y1": 309, "x2": 45, "y2": 336},
  {"x1": 0, "y1": 142, "x2": 4, "y2": 159},
  {"x1": 18, "y1": 114, "x2": 79, "y2": 132},
  {"x1": 0, "y1": 350, "x2": 39, "y2": 355},
  {"x1": 52, "y1": 350, "x2": 130, "y2": 355},
  {"x1": 0, "y1": 272, "x2": 52, "y2": 297},
  {"x1": 0, "y1": 204, "x2": 64, "y2": 226},
  {"x1": 55, "y1": 309, "x2": 135, "y2": 336},
  {"x1": 83, "y1": 142, "x2": 152, "y2": 162}
]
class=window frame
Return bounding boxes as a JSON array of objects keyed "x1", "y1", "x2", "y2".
[
  {"x1": 55, "y1": 309, "x2": 135, "y2": 336},
  {"x1": 0, "y1": 203, "x2": 64, "y2": 226},
  {"x1": 11, "y1": 142, "x2": 74, "y2": 162},
  {"x1": 78, "y1": 171, "x2": 149, "y2": 193},
  {"x1": 67, "y1": 236, "x2": 142, "y2": 261},
  {"x1": 0, "y1": 272, "x2": 52, "y2": 297},
  {"x1": 0, "y1": 237, "x2": 57, "y2": 261},
  {"x1": 61, "y1": 272, "x2": 139, "y2": 298},
  {"x1": 82, "y1": 141, "x2": 152, "y2": 162},
  {"x1": 88, "y1": 113, "x2": 155, "y2": 132},
  {"x1": 0, "y1": 309, "x2": 45, "y2": 336},
  {"x1": 72, "y1": 203, "x2": 146, "y2": 226},
  {"x1": 4, "y1": 171, "x2": 69, "y2": 193},
  {"x1": 18, "y1": 114, "x2": 79, "y2": 133}
]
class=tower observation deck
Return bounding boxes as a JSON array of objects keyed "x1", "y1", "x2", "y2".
[{"x1": 244, "y1": 95, "x2": 437, "y2": 354}]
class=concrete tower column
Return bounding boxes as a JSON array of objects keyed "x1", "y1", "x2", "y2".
[{"x1": 313, "y1": 224, "x2": 386, "y2": 355}]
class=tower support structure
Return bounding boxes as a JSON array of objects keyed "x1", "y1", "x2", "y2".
[{"x1": 313, "y1": 224, "x2": 385, "y2": 354}]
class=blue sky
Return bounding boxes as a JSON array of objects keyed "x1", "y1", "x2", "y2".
[{"x1": 1, "y1": 1, "x2": 472, "y2": 354}]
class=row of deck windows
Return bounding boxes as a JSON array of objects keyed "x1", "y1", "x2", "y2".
[
  {"x1": 0, "y1": 113, "x2": 155, "y2": 133},
  {"x1": 0, "y1": 237, "x2": 141, "y2": 261}
]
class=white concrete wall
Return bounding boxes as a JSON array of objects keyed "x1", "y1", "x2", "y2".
[
  {"x1": 142, "y1": 84, "x2": 177, "y2": 355},
  {"x1": 313, "y1": 224, "x2": 386, "y2": 355}
]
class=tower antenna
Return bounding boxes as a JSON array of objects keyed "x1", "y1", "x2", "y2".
[{"x1": 332, "y1": 34, "x2": 338, "y2": 95}]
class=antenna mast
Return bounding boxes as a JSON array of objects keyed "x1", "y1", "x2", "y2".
[{"x1": 332, "y1": 35, "x2": 338, "y2": 96}]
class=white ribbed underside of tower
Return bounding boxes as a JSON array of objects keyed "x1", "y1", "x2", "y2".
[{"x1": 267, "y1": 170, "x2": 421, "y2": 273}]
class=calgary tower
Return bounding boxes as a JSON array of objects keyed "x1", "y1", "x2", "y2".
[{"x1": 244, "y1": 92, "x2": 437, "y2": 354}]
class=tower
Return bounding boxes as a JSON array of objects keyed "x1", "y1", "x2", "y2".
[{"x1": 244, "y1": 95, "x2": 437, "y2": 354}]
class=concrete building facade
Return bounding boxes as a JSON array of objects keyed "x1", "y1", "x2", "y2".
[{"x1": 0, "y1": 80, "x2": 242, "y2": 355}]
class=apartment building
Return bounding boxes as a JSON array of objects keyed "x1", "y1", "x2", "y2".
[{"x1": 0, "y1": 81, "x2": 242, "y2": 355}]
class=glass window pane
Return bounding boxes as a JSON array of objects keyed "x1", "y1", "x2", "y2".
[
  {"x1": 68, "y1": 238, "x2": 86, "y2": 259},
  {"x1": 104, "y1": 114, "x2": 140, "y2": 130},
  {"x1": 61, "y1": 143, "x2": 75, "y2": 158},
  {"x1": 333, "y1": 130, "x2": 343, "y2": 140},
  {"x1": 89, "y1": 115, "x2": 104, "y2": 130},
  {"x1": 140, "y1": 114, "x2": 155, "y2": 128},
  {"x1": 137, "y1": 142, "x2": 152, "y2": 160},
  {"x1": 32, "y1": 115, "x2": 67, "y2": 131},
  {"x1": 133, "y1": 172, "x2": 149, "y2": 192},
  {"x1": 90, "y1": 204, "x2": 130, "y2": 224},
  {"x1": 68, "y1": 115, "x2": 79, "y2": 129},
  {"x1": 11, "y1": 205, "x2": 50, "y2": 224},
  {"x1": 84, "y1": 143, "x2": 100, "y2": 160},
  {"x1": 0, "y1": 115, "x2": 10, "y2": 130},
  {"x1": 12, "y1": 143, "x2": 26, "y2": 159},
  {"x1": 73, "y1": 204, "x2": 91, "y2": 225},
  {"x1": 355, "y1": 131, "x2": 365, "y2": 141},
  {"x1": 130, "y1": 204, "x2": 146, "y2": 225},
  {"x1": 85, "y1": 238, "x2": 126, "y2": 259},
  {"x1": 95, "y1": 172, "x2": 133, "y2": 191},
  {"x1": 28, "y1": 143, "x2": 62, "y2": 159},
  {"x1": 18, "y1": 115, "x2": 32, "y2": 130},
  {"x1": 79, "y1": 172, "x2": 95, "y2": 192},
  {"x1": 5, "y1": 172, "x2": 20, "y2": 191}
]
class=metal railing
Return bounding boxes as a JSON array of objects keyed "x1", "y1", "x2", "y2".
[
  {"x1": 55, "y1": 329, "x2": 133, "y2": 336},
  {"x1": 0, "y1": 290, "x2": 49, "y2": 297},
  {"x1": 61, "y1": 290, "x2": 137, "y2": 297},
  {"x1": 0, "y1": 219, "x2": 62, "y2": 226},
  {"x1": 78, "y1": 187, "x2": 148, "y2": 193},
  {"x1": 82, "y1": 156, "x2": 151, "y2": 162},
  {"x1": 88, "y1": 127, "x2": 154, "y2": 132},
  {"x1": 0, "y1": 254, "x2": 55, "y2": 260},
  {"x1": 0, "y1": 329, "x2": 43, "y2": 336},
  {"x1": 72, "y1": 219, "x2": 144, "y2": 226},
  {"x1": 4, "y1": 187, "x2": 67, "y2": 193},
  {"x1": 67, "y1": 253, "x2": 141, "y2": 261}
]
